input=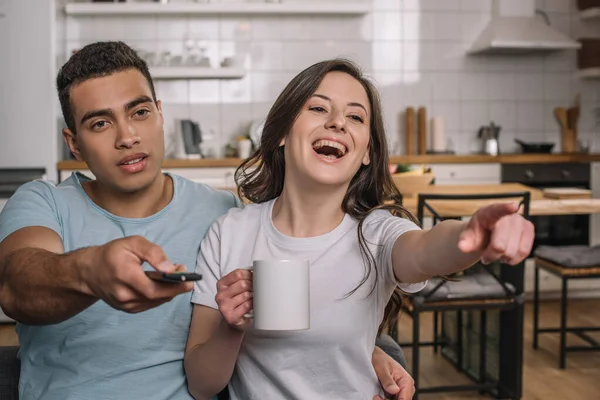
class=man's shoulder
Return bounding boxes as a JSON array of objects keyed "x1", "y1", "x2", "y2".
[
  {"x1": 11, "y1": 176, "x2": 78, "y2": 203},
  {"x1": 172, "y1": 174, "x2": 241, "y2": 211}
]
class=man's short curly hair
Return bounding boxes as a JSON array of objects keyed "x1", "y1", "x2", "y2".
[{"x1": 56, "y1": 41, "x2": 156, "y2": 133}]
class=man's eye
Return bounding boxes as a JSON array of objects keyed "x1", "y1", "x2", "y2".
[
  {"x1": 92, "y1": 121, "x2": 108, "y2": 129},
  {"x1": 135, "y1": 109, "x2": 149, "y2": 117}
]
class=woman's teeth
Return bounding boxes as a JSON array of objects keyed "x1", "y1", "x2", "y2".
[{"x1": 312, "y1": 140, "x2": 347, "y2": 158}]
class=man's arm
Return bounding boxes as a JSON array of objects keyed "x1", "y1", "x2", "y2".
[
  {"x1": 0, "y1": 228, "x2": 194, "y2": 325},
  {"x1": 0, "y1": 227, "x2": 98, "y2": 325}
]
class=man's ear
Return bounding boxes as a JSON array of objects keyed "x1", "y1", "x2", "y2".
[
  {"x1": 62, "y1": 128, "x2": 83, "y2": 161},
  {"x1": 156, "y1": 99, "x2": 164, "y2": 124}
]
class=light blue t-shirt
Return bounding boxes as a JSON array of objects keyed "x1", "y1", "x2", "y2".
[{"x1": 0, "y1": 172, "x2": 240, "y2": 400}]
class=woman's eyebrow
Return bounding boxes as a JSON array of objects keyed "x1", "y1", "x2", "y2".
[{"x1": 311, "y1": 93, "x2": 367, "y2": 114}]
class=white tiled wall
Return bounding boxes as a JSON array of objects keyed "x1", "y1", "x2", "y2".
[{"x1": 57, "y1": 0, "x2": 600, "y2": 157}]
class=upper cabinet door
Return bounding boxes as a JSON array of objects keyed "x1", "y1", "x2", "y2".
[{"x1": 0, "y1": 0, "x2": 56, "y2": 175}]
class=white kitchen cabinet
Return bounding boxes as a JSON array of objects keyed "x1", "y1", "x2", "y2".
[
  {"x1": 163, "y1": 167, "x2": 237, "y2": 188},
  {"x1": 425, "y1": 163, "x2": 501, "y2": 185}
]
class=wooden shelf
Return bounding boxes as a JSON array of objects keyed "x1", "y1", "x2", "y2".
[
  {"x1": 578, "y1": 67, "x2": 600, "y2": 79},
  {"x1": 64, "y1": 1, "x2": 371, "y2": 16},
  {"x1": 580, "y1": 7, "x2": 600, "y2": 20},
  {"x1": 56, "y1": 153, "x2": 600, "y2": 171},
  {"x1": 150, "y1": 66, "x2": 245, "y2": 80}
]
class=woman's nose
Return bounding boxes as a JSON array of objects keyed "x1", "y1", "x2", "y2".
[{"x1": 327, "y1": 111, "x2": 346, "y2": 132}]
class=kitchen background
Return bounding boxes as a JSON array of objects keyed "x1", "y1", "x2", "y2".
[{"x1": 1, "y1": 0, "x2": 600, "y2": 182}]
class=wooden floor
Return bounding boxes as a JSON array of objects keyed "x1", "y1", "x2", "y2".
[{"x1": 1, "y1": 300, "x2": 599, "y2": 399}]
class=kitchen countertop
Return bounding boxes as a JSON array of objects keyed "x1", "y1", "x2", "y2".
[{"x1": 56, "y1": 153, "x2": 600, "y2": 170}]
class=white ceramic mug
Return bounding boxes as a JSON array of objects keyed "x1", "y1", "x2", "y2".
[{"x1": 252, "y1": 259, "x2": 310, "y2": 331}]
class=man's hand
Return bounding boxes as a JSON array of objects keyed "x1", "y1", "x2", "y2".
[
  {"x1": 83, "y1": 235, "x2": 193, "y2": 313},
  {"x1": 458, "y1": 201, "x2": 535, "y2": 265},
  {"x1": 372, "y1": 346, "x2": 414, "y2": 400}
]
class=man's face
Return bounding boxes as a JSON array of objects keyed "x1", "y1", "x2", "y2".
[{"x1": 63, "y1": 69, "x2": 165, "y2": 193}]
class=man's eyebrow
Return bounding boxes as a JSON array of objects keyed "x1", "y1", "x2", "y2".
[
  {"x1": 124, "y1": 95, "x2": 154, "y2": 111},
  {"x1": 79, "y1": 96, "x2": 154, "y2": 126},
  {"x1": 80, "y1": 108, "x2": 115, "y2": 125},
  {"x1": 311, "y1": 93, "x2": 368, "y2": 114}
]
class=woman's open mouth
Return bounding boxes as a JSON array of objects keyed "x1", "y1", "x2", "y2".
[{"x1": 312, "y1": 140, "x2": 347, "y2": 161}]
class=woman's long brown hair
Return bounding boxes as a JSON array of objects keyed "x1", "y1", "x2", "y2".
[{"x1": 235, "y1": 58, "x2": 419, "y2": 336}]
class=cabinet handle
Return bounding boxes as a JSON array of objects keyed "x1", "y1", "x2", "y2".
[
  {"x1": 561, "y1": 170, "x2": 571, "y2": 178},
  {"x1": 525, "y1": 169, "x2": 534, "y2": 179}
]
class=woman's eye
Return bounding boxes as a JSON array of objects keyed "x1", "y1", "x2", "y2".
[
  {"x1": 350, "y1": 115, "x2": 364, "y2": 123},
  {"x1": 309, "y1": 106, "x2": 326, "y2": 113}
]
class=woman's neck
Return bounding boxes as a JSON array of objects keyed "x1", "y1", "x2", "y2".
[
  {"x1": 83, "y1": 173, "x2": 173, "y2": 218},
  {"x1": 272, "y1": 180, "x2": 348, "y2": 238}
]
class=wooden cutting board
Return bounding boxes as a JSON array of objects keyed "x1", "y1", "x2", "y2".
[{"x1": 542, "y1": 188, "x2": 591, "y2": 199}]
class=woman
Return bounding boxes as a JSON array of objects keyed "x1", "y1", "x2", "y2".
[{"x1": 184, "y1": 59, "x2": 534, "y2": 399}]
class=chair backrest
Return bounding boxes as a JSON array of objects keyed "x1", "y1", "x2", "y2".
[{"x1": 416, "y1": 191, "x2": 531, "y2": 297}]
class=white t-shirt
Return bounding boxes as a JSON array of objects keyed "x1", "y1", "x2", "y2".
[{"x1": 192, "y1": 199, "x2": 427, "y2": 400}]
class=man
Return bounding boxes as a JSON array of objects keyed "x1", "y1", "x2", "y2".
[{"x1": 0, "y1": 41, "x2": 413, "y2": 400}]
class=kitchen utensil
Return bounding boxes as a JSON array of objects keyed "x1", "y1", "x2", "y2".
[
  {"x1": 417, "y1": 107, "x2": 427, "y2": 155},
  {"x1": 405, "y1": 107, "x2": 415, "y2": 155},
  {"x1": 566, "y1": 94, "x2": 580, "y2": 153},
  {"x1": 514, "y1": 139, "x2": 554, "y2": 153},
  {"x1": 554, "y1": 107, "x2": 568, "y2": 130},
  {"x1": 430, "y1": 116, "x2": 446, "y2": 152},
  {"x1": 477, "y1": 121, "x2": 500, "y2": 155},
  {"x1": 562, "y1": 129, "x2": 577, "y2": 153},
  {"x1": 171, "y1": 119, "x2": 204, "y2": 159}
]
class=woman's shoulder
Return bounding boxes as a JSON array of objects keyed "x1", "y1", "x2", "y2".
[{"x1": 214, "y1": 200, "x2": 271, "y2": 230}]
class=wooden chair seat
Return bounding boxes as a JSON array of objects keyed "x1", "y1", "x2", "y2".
[
  {"x1": 532, "y1": 247, "x2": 600, "y2": 369},
  {"x1": 535, "y1": 256, "x2": 600, "y2": 278}
]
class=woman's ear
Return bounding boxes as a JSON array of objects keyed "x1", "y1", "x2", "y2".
[
  {"x1": 362, "y1": 150, "x2": 370, "y2": 166},
  {"x1": 279, "y1": 137, "x2": 286, "y2": 147}
]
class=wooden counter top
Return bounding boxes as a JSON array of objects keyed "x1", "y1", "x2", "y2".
[
  {"x1": 56, "y1": 153, "x2": 600, "y2": 171},
  {"x1": 399, "y1": 184, "x2": 600, "y2": 217}
]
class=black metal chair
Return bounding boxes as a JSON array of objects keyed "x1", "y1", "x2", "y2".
[
  {"x1": 532, "y1": 245, "x2": 600, "y2": 369},
  {"x1": 390, "y1": 191, "x2": 531, "y2": 400},
  {"x1": 0, "y1": 346, "x2": 20, "y2": 400}
]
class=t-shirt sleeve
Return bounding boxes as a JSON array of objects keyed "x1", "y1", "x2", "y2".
[
  {"x1": 0, "y1": 181, "x2": 63, "y2": 243},
  {"x1": 362, "y1": 209, "x2": 427, "y2": 293},
  {"x1": 191, "y1": 216, "x2": 225, "y2": 310}
]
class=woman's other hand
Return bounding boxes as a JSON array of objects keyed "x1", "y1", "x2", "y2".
[{"x1": 215, "y1": 268, "x2": 253, "y2": 330}]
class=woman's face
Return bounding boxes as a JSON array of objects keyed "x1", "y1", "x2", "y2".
[{"x1": 283, "y1": 71, "x2": 371, "y2": 188}]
